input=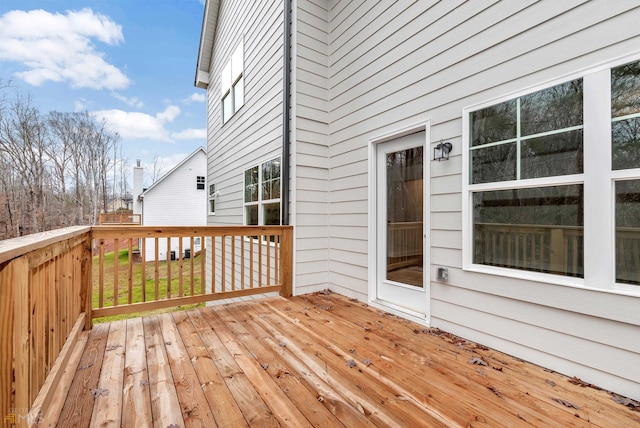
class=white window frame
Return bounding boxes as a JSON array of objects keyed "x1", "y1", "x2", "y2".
[
  {"x1": 208, "y1": 183, "x2": 217, "y2": 215},
  {"x1": 243, "y1": 157, "x2": 281, "y2": 226},
  {"x1": 221, "y1": 41, "x2": 244, "y2": 124},
  {"x1": 462, "y1": 53, "x2": 640, "y2": 296}
]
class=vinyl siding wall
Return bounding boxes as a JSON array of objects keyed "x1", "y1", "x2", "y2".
[
  {"x1": 141, "y1": 151, "x2": 207, "y2": 261},
  {"x1": 324, "y1": 0, "x2": 640, "y2": 400},
  {"x1": 206, "y1": 0, "x2": 284, "y2": 225},
  {"x1": 292, "y1": 0, "x2": 331, "y2": 294}
]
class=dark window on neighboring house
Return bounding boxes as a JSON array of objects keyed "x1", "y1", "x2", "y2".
[{"x1": 197, "y1": 176, "x2": 205, "y2": 190}]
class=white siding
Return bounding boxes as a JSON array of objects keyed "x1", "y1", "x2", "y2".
[
  {"x1": 206, "y1": 0, "x2": 284, "y2": 225},
  {"x1": 141, "y1": 150, "x2": 207, "y2": 260},
  {"x1": 323, "y1": 0, "x2": 640, "y2": 400},
  {"x1": 292, "y1": 0, "x2": 331, "y2": 295}
]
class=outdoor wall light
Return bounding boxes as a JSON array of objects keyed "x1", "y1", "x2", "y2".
[{"x1": 433, "y1": 141, "x2": 453, "y2": 161}]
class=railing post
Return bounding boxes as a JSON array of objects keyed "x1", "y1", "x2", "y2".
[
  {"x1": 280, "y1": 227, "x2": 293, "y2": 297},
  {"x1": 0, "y1": 257, "x2": 30, "y2": 427},
  {"x1": 81, "y1": 232, "x2": 93, "y2": 330}
]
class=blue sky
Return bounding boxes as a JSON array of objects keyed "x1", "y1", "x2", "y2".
[{"x1": 0, "y1": 0, "x2": 207, "y2": 186}]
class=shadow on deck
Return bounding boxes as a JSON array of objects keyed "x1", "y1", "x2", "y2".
[{"x1": 47, "y1": 292, "x2": 639, "y2": 427}]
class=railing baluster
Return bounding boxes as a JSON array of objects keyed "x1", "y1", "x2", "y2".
[
  {"x1": 114, "y1": 238, "x2": 119, "y2": 307},
  {"x1": 275, "y1": 234, "x2": 280, "y2": 285},
  {"x1": 221, "y1": 235, "x2": 226, "y2": 292},
  {"x1": 128, "y1": 238, "x2": 133, "y2": 304},
  {"x1": 211, "y1": 236, "x2": 216, "y2": 293},
  {"x1": 241, "y1": 236, "x2": 245, "y2": 289},
  {"x1": 267, "y1": 234, "x2": 271, "y2": 286},
  {"x1": 154, "y1": 237, "x2": 159, "y2": 300},
  {"x1": 231, "y1": 235, "x2": 236, "y2": 291},
  {"x1": 167, "y1": 237, "x2": 172, "y2": 299},
  {"x1": 190, "y1": 236, "x2": 195, "y2": 296},
  {"x1": 99, "y1": 239, "x2": 105, "y2": 308},
  {"x1": 200, "y1": 236, "x2": 205, "y2": 294},
  {"x1": 179, "y1": 237, "x2": 184, "y2": 297},
  {"x1": 258, "y1": 234, "x2": 263, "y2": 288},
  {"x1": 141, "y1": 237, "x2": 146, "y2": 302},
  {"x1": 249, "y1": 236, "x2": 254, "y2": 288}
]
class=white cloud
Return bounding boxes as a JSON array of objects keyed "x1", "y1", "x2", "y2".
[
  {"x1": 182, "y1": 92, "x2": 206, "y2": 104},
  {"x1": 0, "y1": 8, "x2": 129, "y2": 90},
  {"x1": 172, "y1": 128, "x2": 206, "y2": 140},
  {"x1": 156, "y1": 105, "x2": 180, "y2": 123},
  {"x1": 74, "y1": 99, "x2": 87, "y2": 111},
  {"x1": 111, "y1": 92, "x2": 144, "y2": 108},
  {"x1": 92, "y1": 105, "x2": 181, "y2": 142}
]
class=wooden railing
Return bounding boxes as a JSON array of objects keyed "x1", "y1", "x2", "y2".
[
  {"x1": 0, "y1": 227, "x2": 92, "y2": 426},
  {"x1": 0, "y1": 224, "x2": 292, "y2": 426},
  {"x1": 98, "y1": 213, "x2": 141, "y2": 225},
  {"x1": 91, "y1": 226, "x2": 293, "y2": 318}
]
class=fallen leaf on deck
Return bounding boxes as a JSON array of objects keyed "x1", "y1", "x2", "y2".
[
  {"x1": 363, "y1": 358, "x2": 372, "y2": 367},
  {"x1": 261, "y1": 363, "x2": 270, "y2": 370},
  {"x1": 545, "y1": 379, "x2": 556, "y2": 387},
  {"x1": 346, "y1": 359, "x2": 357, "y2": 368},
  {"x1": 552, "y1": 398, "x2": 581, "y2": 409},
  {"x1": 612, "y1": 396, "x2": 640, "y2": 411},
  {"x1": 487, "y1": 386, "x2": 503, "y2": 398},
  {"x1": 468, "y1": 358, "x2": 488, "y2": 366},
  {"x1": 90, "y1": 388, "x2": 109, "y2": 397},
  {"x1": 569, "y1": 376, "x2": 602, "y2": 390}
]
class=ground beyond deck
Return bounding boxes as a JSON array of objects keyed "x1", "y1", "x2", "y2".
[{"x1": 50, "y1": 292, "x2": 639, "y2": 427}]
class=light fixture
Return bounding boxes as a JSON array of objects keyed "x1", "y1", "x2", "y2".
[{"x1": 433, "y1": 141, "x2": 453, "y2": 161}]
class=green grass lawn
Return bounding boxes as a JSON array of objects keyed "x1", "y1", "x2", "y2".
[{"x1": 92, "y1": 248, "x2": 205, "y2": 323}]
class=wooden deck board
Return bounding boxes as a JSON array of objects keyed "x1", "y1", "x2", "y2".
[
  {"x1": 52, "y1": 293, "x2": 640, "y2": 428},
  {"x1": 90, "y1": 319, "x2": 125, "y2": 428},
  {"x1": 56, "y1": 323, "x2": 109, "y2": 428},
  {"x1": 143, "y1": 315, "x2": 184, "y2": 428},
  {"x1": 121, "y1": 317, "x2": 153, "y2": 427}
]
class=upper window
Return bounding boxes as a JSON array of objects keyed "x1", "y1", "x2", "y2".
[
  {"x1": 466, "y1": 59, "x2": 640, "y2": 291},
  {"x1": 244, "y1": 158, "x2": 281, "y2": 226},
  {"x1": 612, "y1": 61, "x2": 640, "y2": 170},
  {"x1": 196, "y1": 176, "x2": 205, "y2": 190},
  {"x1": 221, "y1": 42, "x2": 244, "y2": 124},
  {"x1": 470, "y1": 79, "x2": 584, "y2": 184}
]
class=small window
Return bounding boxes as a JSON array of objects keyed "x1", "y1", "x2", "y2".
[
  {"x1": 208, "y1": 183, "x2": 217, "y2": 214},
  {"x1": 197, "y1": 176, "x2": 205, "y2": 190}
]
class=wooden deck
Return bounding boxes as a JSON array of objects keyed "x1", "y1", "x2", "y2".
[{"x1": 46, "y1": 292, "x2": 639, "y2": 427}]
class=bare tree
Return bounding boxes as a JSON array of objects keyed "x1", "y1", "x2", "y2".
[
  {"x1": 148, "y1": 154, "x2": 166, "y2": 184},
  {"x1": 0, "y1": 89, "x2": 122, "y2": 239}
]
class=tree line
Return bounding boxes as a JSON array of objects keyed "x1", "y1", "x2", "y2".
[{"x1": 0, "y1": 86, "x2": 123, "y2": 240}]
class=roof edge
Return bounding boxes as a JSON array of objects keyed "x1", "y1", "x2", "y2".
[
  {"x1": 194, "y1": 0, "x2": 220, "y2": 89},
  {"x1": 141, "y1": 147, "x2": 207, "y2": 196}
]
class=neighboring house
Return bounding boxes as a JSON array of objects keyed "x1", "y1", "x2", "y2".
[
  {"x1": 195, "y1": 1, "x2": 640, "y2": 400},
  {"x1": 133, "y1": 147, "x2": 207, "y2": 261},
  {"x1": 105, "y1": 196, "x2": 133, "y2": 213}
]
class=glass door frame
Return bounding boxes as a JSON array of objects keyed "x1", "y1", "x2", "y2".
[{"x1": 368, "y1": 122, "x2": 431, "y2": 324}]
